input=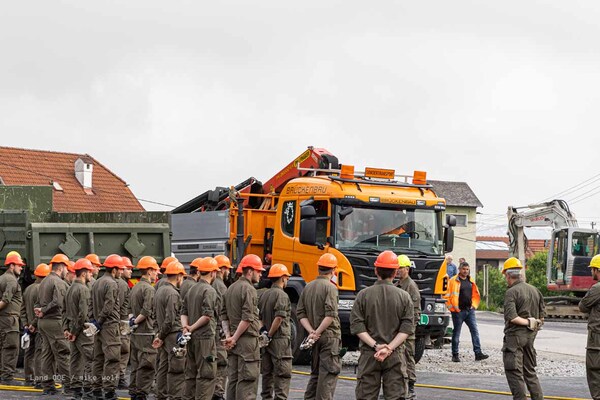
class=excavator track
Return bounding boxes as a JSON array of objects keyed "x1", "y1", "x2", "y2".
[{"x1": 544, "y1": 296, "x2": 588, "y2": 319}]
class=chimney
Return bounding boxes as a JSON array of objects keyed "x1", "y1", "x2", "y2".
[{"x1": 74, "y1": 157, "x2": 93, "y2": 190}]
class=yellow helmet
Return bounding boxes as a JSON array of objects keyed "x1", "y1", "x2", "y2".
[
  {"x1": 589, "y1": 255, "x2": 600, "y2": 269},
  {"x1": 398, "y1": 255, "x2": 411, "y2": 268},
  {"x1": 502, "y1": 257, "x2": 523, "y2": 273}
]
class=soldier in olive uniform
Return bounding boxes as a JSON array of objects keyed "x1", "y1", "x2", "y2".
[
  {"x1": 396, "y1": 255, "x2": 421, "y2": 399},
  {"x1": 181, "y1": 257, "x2": 220, "y2": 399},
  {"x1": 221, "y1": 254, "x2": 265, "y2": 400},
  {"x1": 579, "y1": 254, "x2": 600, "y2": 400},
  {"x1": 34, "y1": 254, "x2": 70, "y2": 395},
  {"x1": 296, "y1": 253, "x2": 342, "y2": 400},
  {"x1": 259, "y1": 264, "x2": 293, "y2": 400},
  {"x1": 153, "y1": 260, "x2": 186, "y2": 400},
  {"x1": 90, "y1": 254, "x2": 126, "y2": 400},
  {"x1": 117, "y1": 257, "x2": 133, "y2": 389},
  {"x1": 154, "y1": 256, "x2": 177, "y2": 292},
  {"x1": 180, "y1": 260, "x2": 199, "y2": 302},
  {"x1": 351, "y1": 251, "x2": 414, "y2": 400},
  {"x1": 128, "y1": 256, "x2": 160, "y2": 400},
  {"x1": 501, "y1": 257, "x2": 545, "y2": 400},
  {"x1": 213, "y1": 254, "x2": 232, "y2": 400},
  {"x1": 63, "y1": 258, "x2": 95, "y2": 400},
  {"x1": 0, "y1": 252, "x2": 24, "y2": 384},
  {"x1": 21, "y1": 263, "x2": 49, "y2": 385}
]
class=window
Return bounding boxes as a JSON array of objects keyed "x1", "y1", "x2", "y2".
[
  {"x1": 313, "y1": 200, "x2": 329, "y2": 244},
  {"x1": 448, "y1": 213, "x2": 467, "y2": 227},
  {"x1": 571, "y1": 231, "x2": 597, "y2": 257},
  {"x1": 281, "y1": 200, "x2": 296, "y2": 237}
]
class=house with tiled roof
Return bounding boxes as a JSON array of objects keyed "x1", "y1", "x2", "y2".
[
  {"x1": 476, "y1": 235, "x2": 550, "y2": 271},
  {"x1": 0, "y1": 146, "x2": 144, "y2": 212},
  {"x1": 429, "y1": 180, "x2": 483, "y2": 270}
]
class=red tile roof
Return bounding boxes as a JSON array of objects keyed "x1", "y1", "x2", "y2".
[{"x1": 0, "y1": 146, "x2": 144, "y2": 213}]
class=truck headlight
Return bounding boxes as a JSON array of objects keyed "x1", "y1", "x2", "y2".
[
  {"x1": 434, "y1": 303, "x2": 447, "y2": 314},
  {"x1": 338, "y1": 300, "x2": 355, "y2": 310}
]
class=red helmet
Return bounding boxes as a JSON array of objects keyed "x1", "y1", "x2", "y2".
[
  {"x1": 317, "y1": 253, "x2": 338, "y2": 269},
  {"x1": 49, "y1": 253, "x2": 70, "y2": 267},
  {"x1": 74, "y1": 258, "x2": 95, "y2": 271},
  {"x1": 374, "y1": 250, "x2": 398, "y2": 269},
  {"x1": 268, "y1": 264, "x2": 291, "y2": 278},
  {"x1": 104, "y1": 254, "x2": 125, "y2": 269},
  {"x1": 4, "y1": 252, "x2": 25, "y2": 267},
  {"x1": 85, "y1": 254, "x2": 102, "y2": 266},
  {"x1": 239, "y1": 254, "x2": 265, "y2": 272},
  {"x1": 67, "y1": 260, "x2": 76, "y2": 273},
  {"x1": 122, "y1": 256, "x2": 134, "y2": 269}
]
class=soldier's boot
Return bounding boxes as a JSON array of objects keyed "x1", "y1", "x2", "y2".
[
  {"x1": 407, "y1": 381, "x2": 417, "y2": 400},
  {"x1": 69, "y1": 387, "x2": 83, "y2": 400},
  {"x1": 104, "y1": 389, "x2": 118, "y2": 400}
]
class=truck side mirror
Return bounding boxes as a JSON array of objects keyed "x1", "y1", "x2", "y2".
[
  {"x1": 300, "y1": 205, "x2": 316, "y2": 219},
  {"x1": 299, "y1": 219, "x2": 317, "y2": 245},
  {"x1": 446, "y1": 214, "x2": 457, "y2": 227},
  {"x1": 444, "y1": 226, "x2": 454, "y2": 253}
]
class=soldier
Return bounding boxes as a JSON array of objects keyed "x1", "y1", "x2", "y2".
[
  {"x1": 90, "y1": 254, "x2": 126, "y2": 400},
  {"x1": 579, "y1": 254, "x2": 600, "y2": 400},
  {"x1": 396, "y1": 254, "x2": 421, "y2": 400},
  {"x1": 221, "y1": 254, "x2": 265, "y2": 400},
  {"x1": 85, "y1": 254, "x2": 102, "y2": 288},
  {"x1": 34, "y1": 253, "x2": 70, "y2": 396},
  {"x1": 212, "y1": 254, "x2": 232, "y2": 400},
  {"x1": 128, "y1": 256, "x2": 160, "y2": 400},
  {"x1": 0, "y1": 252, "x2": 24, "y2": 384},
  {"x1": 502, "y1": 257, "x2": 545, "y2": 400},
  {"x1": 258, "y1": 263, "x2": 292, "y2": 400},
  {"x1": 181, "y1": 257, "x2": 220, "y2": 399},
  {"x1": 154, "y1": 256, "x2": 177, "y2": 292},
  {"x1": 351, "y1": 251, "x2": 414, "y2": 400},
  {"x1": 63, "y1": 258, "x2": 95, "y2": 400},
  {"x1": 65, "y1": 261, "x2": 76, "y2": 286},
  {"x1": 153, "y1": 260, "x2": 186, "y2": 400},
  {"x1": 116, "y1": 256, "x2": 133, "y2": 389},
  {"x1": 180, "y1": 258, "x2": 200, "y2": 302},
  {"x1": 21, "y1": 263, "x2": 49, "y2": 386},
  {"x1": 296, "y1": 253, "x2": 342, "y2": 400}
]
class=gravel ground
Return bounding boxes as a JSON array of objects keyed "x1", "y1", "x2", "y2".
[{"x1": 342, "y1": 347, "x2": 586, "y2": 378}]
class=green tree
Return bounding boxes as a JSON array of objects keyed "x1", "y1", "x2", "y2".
[
  {"x1": 476, "y1": 265, "x2": 506, "y2": 310},
  {"x1": 523, "y1": 251, "x2": 551, "y2": 297}
]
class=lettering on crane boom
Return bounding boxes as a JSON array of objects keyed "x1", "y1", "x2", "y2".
[
  {"x1": 276, "y1": 149, "x2": 312, "y2": 180},
  {"x1": 285, "y1": 186, "x2": 327, "y2": 195}
]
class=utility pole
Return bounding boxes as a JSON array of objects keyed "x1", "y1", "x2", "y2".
[{"x1": 592, "y1": 221, "x2": 596, "y2": 230}]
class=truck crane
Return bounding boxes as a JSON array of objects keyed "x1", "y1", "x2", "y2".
[
  {"x1": 172, "y1": 146, "x2": 455, "y2": 363},
  {"x1": 507, "y1": 199, "x2": 599, "y2": 317}
]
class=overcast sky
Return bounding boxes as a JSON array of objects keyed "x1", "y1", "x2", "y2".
[{"x1": 2, "y1": 1, "x2": 600, "y2": 234}]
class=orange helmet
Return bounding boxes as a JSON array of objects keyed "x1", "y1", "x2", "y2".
[
  {"x1": 34, "y1": 263, "x2": 50, "y2": 277},
  {"x1": 317, "y1": 253, "x2": 338, "y2": 269},
  {"x1": 215, "y1": 255, "x2": 232, "y2": 269},
  {"x1": 49, "y1": 253, "x2": 70, "y2": 267},
  {"x1": 164, "y1": 260, "x2": 187, "y2": 276},
  {"x1": 74, "y1": 258, "x2": 94, "y2": 271},
  {"x1": 137, "y1": 256, "x2": 159, "y2": 270},
  {"x1": 85, "y1": 254, "x2": 102, "y2": 266},
  {"x1": 190, "y1": 257, "x2": 204, "y2": 269},
  {"x1": 104, "y1": 254, "x2": 125, "y2": 269},
  {"x1": 161, "y1": 256, "x2": 177, "y2": 270},
  {"x1": 239, "y1": 254, "x2": 265, "y2": 271},
  {"x1": 122, "y1": 256, "x2": 134, "y2": 269},
  {"x1": 236, "y1": 265, "x2": 243, "y2": 274},
  {"x1": 4, "y1": 252, "x2": 25, "y2": 267},
  {"x1": 268, "y1": 263, "x2": 291, "y2": 278},
  {"x1": 198, "y1": 257, "x2": 219, "y2": 273},
  {"x1": 67, "y1": 260, "x2": 76, "y2": 273},
  {"x1": 374, "y1": 250, "x2": 398, "y2": 269}
]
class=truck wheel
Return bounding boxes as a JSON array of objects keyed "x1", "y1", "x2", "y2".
[
  {"x1": 415, "y1": 336, "x2": 426, "y2": 364},
  {"x1": 291, "y1": 304, "x2": 311, "y2": 365}
]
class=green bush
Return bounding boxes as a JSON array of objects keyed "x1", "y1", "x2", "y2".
[{"x1": 476, "y1": 251, "x2": 551, "y2": 311}]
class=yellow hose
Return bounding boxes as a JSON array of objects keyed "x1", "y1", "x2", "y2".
[{"x1": 292, "y1": 370, "x2": 590, "y2": 400}]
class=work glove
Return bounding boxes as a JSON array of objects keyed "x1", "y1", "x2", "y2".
[
  {"x1": 129, "y1": 316, "x2": 137, "y2": 327},
  {"x1": 527, "y1": 317, "x2": 542, "y2": 331},
  {"x1": 176, "y1": 331, "x2": 191, "y2": 347},
  {"x1": 300, "y1": 336, "x2": 316, "y2": 350},
  {"x1": 120, "y1": 320, "x2": 132, "y2": 336},
  {"x1": 21, "y1": 328, "x2": 31, "y2": 349},
  {"x1": 84, "y1": 320, "x2": 101, "y2": 336},
  {"x1": 258, "y1": 330, "x2": 271, "y2": 348}
]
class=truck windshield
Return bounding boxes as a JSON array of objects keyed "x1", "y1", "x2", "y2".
[{"x1": 334, "y1": 206, "x2": 443, "y2": 255}]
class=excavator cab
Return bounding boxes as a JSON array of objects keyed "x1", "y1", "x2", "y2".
[{"x1": 547, "y1": 227, "x2": 599, "y2": 292}]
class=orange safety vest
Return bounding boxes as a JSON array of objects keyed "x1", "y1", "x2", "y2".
[{"x1": 444, "y1": 275, "x2": 481, "y2": 312}]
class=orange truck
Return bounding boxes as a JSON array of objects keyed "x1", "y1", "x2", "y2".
[{"x1": 171, "y1": 147, "x2": 454, "y2": 362}]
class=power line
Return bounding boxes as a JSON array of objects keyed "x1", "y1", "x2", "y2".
[{"x1": 538, "y1": 172, "x2": 600, "y2": 203}]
